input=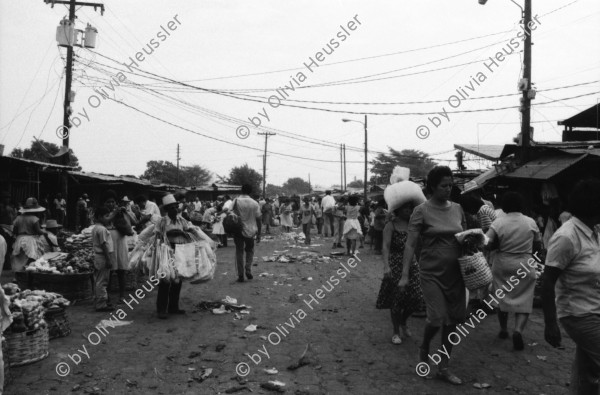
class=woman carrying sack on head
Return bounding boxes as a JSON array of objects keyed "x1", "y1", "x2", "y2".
[{"x1": 377, "y1": 169, "x2": 427, "y2": 345}]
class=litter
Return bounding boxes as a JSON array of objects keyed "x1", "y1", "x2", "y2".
[
  {"x1": 260, "y1": 380, "x2": 286, "y2": 392},
  {"x1": 222, "y1": 296, "x2": 238, "y2": 305},
  {"x1": 264, "y1": 368, "x2": 278, "y2": 375},
  {"x1": 244, "y1": 324, "x2": 258, "y2": 332},
  {"x1": 473, "y1": 383, "x2": 491, "y2": 389},
  {"x1": 212, "y1": 305, "x2": 229, "y2": 315},
  {"x1": 537, "y1": 355, "x2": 547, "y2": 361},
  {"x1": 98, "y1": 320, "x2": 132, "y2": 328}
]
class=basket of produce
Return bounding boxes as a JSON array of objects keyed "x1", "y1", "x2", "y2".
[
  {"x1": 4, "y1": 293, "x2": 49, "y2": 367},
  {"x1": 45, "y1": 307, "x2": 70, "y2": 340},
  {"x1": 23, "y1": 253, "x2": 93, "y2": 301},
  {"x1": 4, "y1": 327, "x2": 49, "y2": 367}
]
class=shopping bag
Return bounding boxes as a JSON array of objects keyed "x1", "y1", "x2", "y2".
[
  {"x1": 458, "y1": 252, "x2": 492, "y2": 291},
  {"x1": 189, "y1": 241, "x2": 216, "y2": 284},
  {"x1": 174, "y1": 243, "x2": 200, "y2": 279}
]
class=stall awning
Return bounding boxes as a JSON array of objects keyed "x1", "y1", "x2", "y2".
[
  {"x1": 462, "y1": 167, "x2": 504, "y2": 193},
  {"x1": 454, "y1": 144, "x2": 505, "y2": 161},
  {"x1": 558, "y1": 103, "x2": 600, "y2": 129},
  {"x1": 504, "y1": 154, "x2": 588, "y2": 180}
]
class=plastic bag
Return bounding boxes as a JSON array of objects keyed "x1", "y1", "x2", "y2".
[
  {"x1": 189, "y1": 241, "x2": 216, "y2": 284},
  {"x1": 174, "y1": 243, "x2": 200, "y2": 279}
]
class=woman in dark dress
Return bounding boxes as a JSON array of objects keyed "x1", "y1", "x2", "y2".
[{"x1": 400, "y1": 166, "x2": 467, "y2": 385}]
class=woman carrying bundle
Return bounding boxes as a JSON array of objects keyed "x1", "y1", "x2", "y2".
[{"x1": 377, "y1": 172, "x2": 426, "y2": 345}]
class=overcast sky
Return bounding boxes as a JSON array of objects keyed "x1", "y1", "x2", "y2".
[{"x1": 1, "y1": 0, "x2": 598, "y2": 189}]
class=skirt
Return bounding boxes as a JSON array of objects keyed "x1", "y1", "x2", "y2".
[
  {"x1": 491, "y1": 251, "x2": 536, "y2": 313},
  {"x1": 342, "y1": 219, "x2": 363, "y2": 240},
  {"x1": 212, "y1": 222, "x2": 225, "y2": 235},
  {"x1": 109, "y1": 229, "x2": 130, "y2": 270},
  {"x1": 11, "y1": 235, "x2": 44, "y2": 271}
]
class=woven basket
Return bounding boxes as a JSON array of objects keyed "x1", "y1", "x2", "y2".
[
  {"x1": 31, "y1": 272, "x2": 93, "y2": 302},
  {"x1": 458, "y1": 252, "x2": 492, "y2": 291},
  {"x1": 5, "y1": 327, "x2": 49, "y2": 367},
  {"x1": 108, "y1": 271, "x2": 145, "y2": 292},
  {"x1": 2, "y1": 337, "x2": 10, "y2": 387},
  {"x1": 45, "y1": 307, "x2": 71, "y2": 340}
]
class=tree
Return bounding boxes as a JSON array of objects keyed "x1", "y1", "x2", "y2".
[
  {"x1": 228, "y1": 164, "x2": 263, "y2": 193},
  {"x1": 282, "y1": 177, "x2": 311, "y2": 195},
  {"x1": 370, "y1": 148, "x2": 437, "y2": 183},
  {"x1": 347, "y1": 180, "x2": 364, "y2": 188},
  {"x1": 266, "y1": 183, "x2": 284, "y2": 197},
  {"x1": 10, "y1": 139, "x2": 82, "y2": 170},
  {"x1": 140, "y1": 160, "x2": 211, "y2": 186}
]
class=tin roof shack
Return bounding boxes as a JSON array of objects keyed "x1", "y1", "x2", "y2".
[
  {"x1": 464, "y1": 142, "x2": 600, "y2": 225},
  {"x1": 184, "y1": 183, "x2": 243, "y2": 201},
  {"x1": 559, "y1": 103, "x2": 600, "y2": 142},
  {"x1": 0, "y1": 155, "x2": 75, "y2": 212}
]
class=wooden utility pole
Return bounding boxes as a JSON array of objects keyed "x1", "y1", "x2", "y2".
[
  {"x1": 520, "y1": 0, "x2": 533, "y2": 164},
  {"x1": 363, "y1": 115, "x2": 368, "y2": 203},
  {"x1": 44, "y1": 0, "x2": 104, "y2": 229},
  {"x1": 176, "y1": 144, "x2": 181, "y2": 184},
  {"x1": 340, "y1": 144, "x2": 343, "y2": 192},
  {"x1": 343, "y1": 144, "x2": 347, "y2": 192},
  {"x1": 257, "y1": 132, "x2": 276, "y2": 197}
]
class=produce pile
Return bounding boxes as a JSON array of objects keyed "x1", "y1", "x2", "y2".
[
  {"x1": 2, "y1": 284, "x2": 70, "y2": 333},
  {"x1": 24, "y1": 252, "x2": 92, "y2": 274},
  {"x1": 63, "y1": 231, "x2": 93, "y2": 251}
]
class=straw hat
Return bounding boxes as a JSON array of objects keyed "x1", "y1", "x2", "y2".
[
  {"x1": 161, "y1": 194, "x2": 177, "y2": 207},
  {"x1": 121, "y1": 196, "x2": 131, "y2": 203},
  {"x1": 45, "y1": 219, "x2": 62, "y2": 229},
  {"x1": 19, "y1": 197, "x2": 46, "y2": 213}
]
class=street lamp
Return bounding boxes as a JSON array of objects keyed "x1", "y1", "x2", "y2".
[{"x1": 342, "y1": 115, "x2": 368, "y2": 203}]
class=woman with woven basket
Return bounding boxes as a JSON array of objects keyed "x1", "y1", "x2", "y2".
[
  {"x1": 400, "y1": 166, "x2": 467, "y2": 385},
  {"x1": 485, "y1": 192, "x2": 542, "y2": 351},
  {"x1": 377, "y1": 170, "x2": 426, "y2": 345}
]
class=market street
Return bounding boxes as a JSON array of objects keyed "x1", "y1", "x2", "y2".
[{"x1": 6, "y1": 229, "x2": 575, "y2": 395}]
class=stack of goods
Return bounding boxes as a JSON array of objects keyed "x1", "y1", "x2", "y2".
[
  {"x1": 24, "y1": 253, "x2": 92, "y2": 274},
  {"x1": 2, "y1": 284, "x2": 52, "y2": 366},
  {"x1": 3, "y1": 285, "x2": 71, "y2": 340},
  {"x1": 455, "y1": 229, "x2": 493, "y2": 291},
  {"x1": 63, "y1": 231, "x2": 93, "y2": 252},
  {"x1": 56, "y1": 230, "x2": 74, "y2": 250}
]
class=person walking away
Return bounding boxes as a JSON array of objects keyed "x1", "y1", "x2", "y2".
[
  {"x1": 11, "y1": 198, "x2": 48, "y2": 272},
  {"x1": 542, "y1": 179, "x2": 600, "y2": 395},
  {"x1": 300, "y1": 197, "x2": 315, "y2": 245},
  {"x1": 314, "y1": 198, "x2": 323, "y2": 236},
  {"x1": 233, "y1": 184, "x2": 261, "y2": 282},
  {"x1": 372, "y1": 202, "x2": 387, "y2": 254},
  {"x1": 321, "y1": 191, "x2": 336, "y2": 237},
  {"x1": 332, "y1": 197, "x2": 346, "y2": 249},
  {"x1": 343, "y1": 195, "x2": 363, "y2": 255},
  {"x1": 92, "y1": 207, "x2": 115, "y2": 312},
  {"x1": 378, "y1": 178, "x2": 427, "y2": 344},
  {"x1": 400, "y1": 166, "x2": 467, "y2": 385},
  {"x1": 261, "y1": 199, "x2": 274, "y2": 235},
  {"x1": 280, "y1": 199, "x2": 294, "y2": 233},
  {"x1": 485, "y1": 192, "x2": 542, "y2": 350}
]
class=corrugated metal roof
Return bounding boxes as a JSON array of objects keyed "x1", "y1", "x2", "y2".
[
  {"x1": 557, "y1": 103, "x2": 600, "y2": 129},
  {"x1": 454, "y1": 144, "x2": 505, "y2": 161},
  {"x1": 558, "y1": 148, "x2": 600, "y2": 157},
  {"x1": 504, "y1": 154, "x2": 587, "y2": 180},
  {"x1": 0, "y1": 155, "x2": 75, "y2": 170}
]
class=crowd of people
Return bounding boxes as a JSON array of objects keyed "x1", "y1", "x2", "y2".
[{"x1": 0, "y1": 167, "x2": 598, "y2": 393}]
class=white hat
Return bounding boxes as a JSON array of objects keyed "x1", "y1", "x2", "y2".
[
  {"x1": 161, "y1": 194, "x2": 177, "y2": 207},
  {"x1": 384, "y1": 181, "x2": 426, "y2": 213}
]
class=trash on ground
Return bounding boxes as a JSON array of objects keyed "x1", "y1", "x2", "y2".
[
  {"x1": 264, "y1": 367, "x2": 278, "y2": 375},
  {"x1": 244, "y1": 324, "x2": 257, "y2": 332},
  {"x1": 98, "y1": 319, "x2": 132, "y2": 328}
]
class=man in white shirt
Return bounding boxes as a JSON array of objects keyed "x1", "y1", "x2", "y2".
[
  {"x1": 193, "y1": 197, "x2": 202, "y2": 212},
  {"x1": 321, "y1": 190, "x2": 336, "y2": 237},
  {"x1": 232, "y1": 185, "x2": 261, "y2": 282},
  {"x1": 223, "y1": 195, "x2": 234, "y2": 212},
  {"x1": 134, "y1": 195, "x2": 161, "y2": 229}
]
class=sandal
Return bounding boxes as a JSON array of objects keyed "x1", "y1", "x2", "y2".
[
  {"x1": 437, "y1": 369, "x2": 463, "y2": 385},
  {"x1": 391, "y1": 334, "x2": 402, "y2": 345}
]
